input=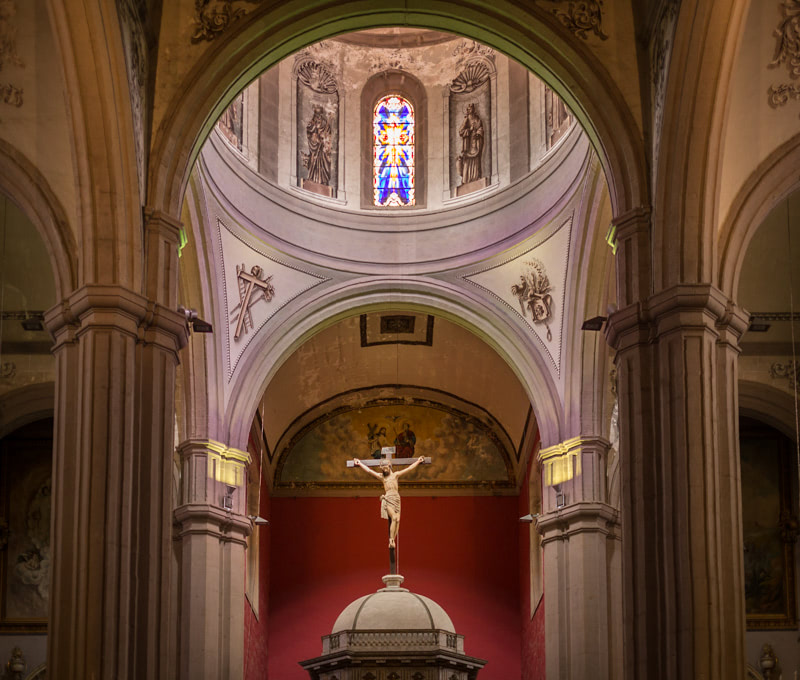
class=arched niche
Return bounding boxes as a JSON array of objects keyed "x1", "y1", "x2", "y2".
[{"x1": 360, "y1": 70, "x2": 427, "y2": 209}]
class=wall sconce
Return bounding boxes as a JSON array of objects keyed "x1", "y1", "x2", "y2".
[
  {"x1": 222, "y1": 484, "x2": 236, "y2": 511},
  {"x1": 581, "y1": 316, "x2": 607, "y2": 331},
  {"x1": 248, "y1": 515, "x2": 269, "y2": 526},
  {"x1": 178, "y1": 305, "x2": 213, "y2": 333},
  {"x1": 554, "y1": 484, "x2": 566, "y2": 509},
  {"x1": 519, "y1": 514, "x2": 539, "y2": 523}
]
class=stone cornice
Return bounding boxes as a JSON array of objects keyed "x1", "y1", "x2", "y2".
[
  {"x1": 536, "y1": 501, "x2": 620, "y2": 542},
  {"x1": 176, "y1": 438, "x2": 251, "y2": 465},
  {"x1": 174, "y1": 503, "x2": 251, "y2": 544},
  {"x1": 43, "y1": 284, "x2": 189, "y2": 355},
  {"x1": 537, "y1": 434, "x2": 611, "y2": 464},
  {"x1": 605, "y1": 283, "x2": 749, "y2": 351}
]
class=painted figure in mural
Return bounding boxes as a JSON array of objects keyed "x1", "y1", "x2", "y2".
[
  {"x1": 457, "y1": 103, "x2": 484, "y2": 184},
  {"x1": 352, "y1": 456, "x2": 425, "y2": 548},
  {"x1": 367, "y1": 424, "x2": 389, "y2": 459},
  {"x1": 394, "y1": 422, "x2": 416, "y2": 457},
  {"x1": 302, "y1": 104, "x2": 332, "y2": 186}
]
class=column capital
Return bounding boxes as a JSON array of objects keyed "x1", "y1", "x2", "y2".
[
  {"x1": 44, "y1": 284, "x2": 189, "y2": 355},
  {"x1": 173, "y1": 503, "x2": 251, "y2": 545},
  {"x1": 605, "y1": 283, "x2": 749, "y2": 352},
  {"x1": 536, "y1": 501, "x2": 620, "y2": 544},
  {"x1": 539, "y1": 435, "x2": 611, "y2": 510}
]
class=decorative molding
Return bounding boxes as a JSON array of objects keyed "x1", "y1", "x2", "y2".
[
  {"x1": 450, "y1": 61, "x2": 491, "y2": 94},
  {"x1": 452, "y1": 39, "x2": 496, "y2": 64},
  {"x1": 0, "y1": 362, "x2": 16, "y2": 379},
  {"x1": 0, "y1": 0, "x2": 24, "y2": 109},
  {"x1": 769, "y1": 360, "x2": 799, "y2": 390},
  {"x1": 295, "y1": 60, "x2": 338, "y2": 94},
  {"x1": 190, "y1": 0, "x2": 262, "y2": 44},
  {"x1": 540, "y1": 0, "x2": 609, "y2": 41},
  {"x1": 768, "y1": 0, "x2": 800, "y2": 114},
  {"x1": 750, "y1": 311, "x2": 800, "y2": 321}
]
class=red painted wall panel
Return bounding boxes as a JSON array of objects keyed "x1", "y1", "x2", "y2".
[
  {"x1": 244, "y1": 445, "x2": 272, "y2": 680},
  {"x1": 518, "y1": 441, "x2": 545, "y2": 680},
  {"x1": 268, "y1": 494, "x2": 521, "y2": 680}
]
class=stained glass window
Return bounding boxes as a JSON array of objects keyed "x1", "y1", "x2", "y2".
[{"x1": 373, "y1": 95, "x2": 415, "y2": 206}]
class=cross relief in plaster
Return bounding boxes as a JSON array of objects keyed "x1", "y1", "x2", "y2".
[
  {"x1": 768, "y1": 0, "x2": 800, "y2": 114},
  {"x1": 216, "y1": 218, "x2": 328, "y2": 379}
]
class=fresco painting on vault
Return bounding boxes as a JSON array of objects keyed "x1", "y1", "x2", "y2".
[{"x1": 279, "y1": 403, "x2": 509, "y2": 486}]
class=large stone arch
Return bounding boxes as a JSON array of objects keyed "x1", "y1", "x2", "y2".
[
  {"x1": 738, "y1": 380, "x2": 798, "y2": 442},
  {"x1": 148, "y1": 1, "x2": 647, "y2": 224},
  {"x1": 0, "y1": 140, "x2": 77, "y2": 300},
  {"x1": 0, "y1": 382, "x2": 55, "y2": 440},
  {"x1": 218, "y1": 278, "x2": 566, "y2": 454},
  {"x1": 717, "y1": 132, "x2": 800, "y2": 299}
]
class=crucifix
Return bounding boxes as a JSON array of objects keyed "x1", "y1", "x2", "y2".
[
  {"x1": 349, "y1": 446, "x2": 432, "y2": 574},
  {"x1": 232, "y1": 264, "x2": 275, "y2": 340}
]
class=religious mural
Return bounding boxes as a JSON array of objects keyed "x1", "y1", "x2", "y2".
[
  {"x1": 740, "y1": 419, "x2": 798, "y2": 629},
  {"x1": 276, "y1": 400, "x2": 512, "y2": 489},
  {"x1": 295, "y1": 59, "x2": 339, "y2": 197},
  {"x1": 0, "y1": 421, "x2": 52, "y2": 632},
  {"x1": 449, "y1": 60, "x2": 492, "y2": 196}
]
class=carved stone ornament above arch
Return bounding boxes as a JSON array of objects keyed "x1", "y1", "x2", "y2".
[{"x1": 146, "y1": 1, "x2": 647, "y2": 224}]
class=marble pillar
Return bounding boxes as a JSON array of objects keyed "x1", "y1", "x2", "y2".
[
  {"x1": 606, "y1": 282, "x2": 748, "y2": 679},
  {"x1": 537, "y1": 436, "x2": 622, "y2": 680},
  {"x1": 174, "y1": 439, "x2": 251, "y2": 680}
]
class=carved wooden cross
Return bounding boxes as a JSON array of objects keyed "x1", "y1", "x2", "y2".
[{"x1": 233, "y1": 264, "x2": 274, "y2": 340}]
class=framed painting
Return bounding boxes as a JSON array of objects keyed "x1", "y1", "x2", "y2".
[
  {"x1": 740, "y1": 417, "x2": 797, "y2": 629},
  {"x1": 0, "y1": 418, "x2": 52, "y2": 634}
]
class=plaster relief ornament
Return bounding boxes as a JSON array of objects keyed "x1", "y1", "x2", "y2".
[
  {"x1": 539, "y1": 0, "x2": 608, "y2": 41},
  {"x1": 231, "y1": 264, "x2": 274, "y2": 340},
  {"x1": 457, "y1": 103, "x2": 484, "y2": 184},
  {"x1": 302, "y1": 104, "x2": 333, "y2": 186},
  {"x1": 769, "y1": 360, "x2": 799, "y2": 390},
  {"x1": 511, "y1": 259, "x2": 554, "y2": 341},
  {"x1": 0, "y1": 0, "x2": 24, "y2": 108},
  {"x1": 296, "y1": 60, "x2": 338, "y2": 94},
  {"x1": 768, "y1": 0, "x2": 800, "y2": 114},
  {"x1": 450, "y1": 61, "x2": 491, "y2": 93},
  {"x1": 190, "y1": 0, "x2": 260, "y2": 44}
]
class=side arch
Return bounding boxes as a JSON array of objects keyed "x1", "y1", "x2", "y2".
[
  {"x1": 717, "y1": 132, "x2": 800, "y2": 298},
  {"x1": 738, "y1": 380, "x2": 798, "y2": 442},
  {"x1": 0, "y1": 140, "x2": 77, "y2": 300},
  {"x1": 148, "y1": 1, "x2": 647, "y2": 223},
  {"x1": 216, "y1": 278, "x2": 566, "y2": 454},
  {"x1": 0, "y1": 382, "x2": 55, "y2": 439}
]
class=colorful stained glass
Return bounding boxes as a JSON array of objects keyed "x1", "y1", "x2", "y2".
[{"x1": 373, "y1": 95, "x2": 415, "y2": 206}]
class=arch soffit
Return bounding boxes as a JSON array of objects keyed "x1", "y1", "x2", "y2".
[
  {"x1": 222, "y1": 279, "x2": 565, "y2": 453},
  {"x1": 717, "y1": 132, "x2": 800, "y2": 298},
  {"x1": 148, "y1": 1, "x2": 647, "y2": 222},
  {"x1": 738, "y1": 380, "x2": 798, "y2": 442},
  {"x1": 0, "y1": 383, "x2": 55, "y2": 440},
  {"x1": 0, "y1": 140, "x2": 77, "y2": 300}
]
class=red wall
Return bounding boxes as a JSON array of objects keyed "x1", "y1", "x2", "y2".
[
  {"x1": 268, "y1": 494, "x2": 521, "y2": 680},
  {"x1": 519, "y1": 441, "x2": 545, "y2": 680},
  {"x1": 244, "y1": 443, "x2": 271, "y2": 680}
]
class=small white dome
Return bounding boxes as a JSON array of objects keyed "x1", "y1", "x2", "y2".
[{"x1": 332, "y1": 575, "x2": 455, "y2": 633}]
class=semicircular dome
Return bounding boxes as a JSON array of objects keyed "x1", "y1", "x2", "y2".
[{"x1": 332, "y1": 586, "x2": 455, "y2": 633}]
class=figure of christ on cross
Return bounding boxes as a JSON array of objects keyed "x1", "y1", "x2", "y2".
[{"x1": 352, "y1": 455, "x2": 426, "y2": 549}]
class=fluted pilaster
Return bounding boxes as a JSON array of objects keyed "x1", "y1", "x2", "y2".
[
  {"x1": 606, "y1": 283, "x2": 748, "y2": 679},
  {"x1": 536, "y1": 436, "x2": 622, "y2": 680}
]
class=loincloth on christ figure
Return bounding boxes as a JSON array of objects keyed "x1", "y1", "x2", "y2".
[{"x1": 380, "y1": 491, "x2": 401, "y2": 519}]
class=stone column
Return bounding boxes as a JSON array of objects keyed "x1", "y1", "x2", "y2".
[
  {"x1": 175, "y1": 439, "x2": 251, "y2": 680},
  {"x1": 44, "y1": 285, "x2": 187, "y2": 679},
  {"x1": 536, "y1": 436, "x2": 622, "y2": 680},
  {"x1": 606, "y1": 283, "x2": 748, "y2": 679}
]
